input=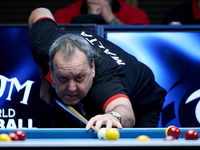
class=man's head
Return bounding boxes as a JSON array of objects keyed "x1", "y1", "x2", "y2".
[{"x1": 49, "y1": 34, "x2": 96, "y2": 105}]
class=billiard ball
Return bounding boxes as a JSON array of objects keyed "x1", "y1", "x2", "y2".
[
  {"x1": 105, "y1": 128, "x2": 120, "y2": 141},
  {"x1": 136, "y1": 135, "x2": 150, "y2": 142},
  {"x1": 184, "y1": 129, "x2": 199, "y2": 140},
  {"x1": 8, "y1": 132, "x2": 19, "y2": 141},
  {"x1": 14, "y1": 130, "x2": 26, "y2": 141},
  {"x1": 165, "y1": 125, "x2": 174, "y2": 136},
  {"x1": 164, "y1": 136, "x2": 176, "y2": 141},
  {"x1": 98, "y1": 128, "x2": 107, "y2": 140},
  {"x1": 0, "y1": 133, "x2": 12, "y2": 141},
  {"x1": 166, "y1": 126, "x2": 181, "y2": 139}
]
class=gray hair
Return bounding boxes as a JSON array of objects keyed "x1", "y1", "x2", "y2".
[{"x1": 49, "y1": 33, "x2": 101, "y2": 71}]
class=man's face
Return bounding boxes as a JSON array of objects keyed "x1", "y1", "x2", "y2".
[{"x1": 51, "y1": 49, "x2": 95, "y2": 105}]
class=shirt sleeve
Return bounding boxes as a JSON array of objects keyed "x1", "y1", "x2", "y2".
[{"x1": 102, "y1": 94, "x2": 129, "y2": 112}]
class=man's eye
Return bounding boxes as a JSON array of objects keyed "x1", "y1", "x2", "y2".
[
  {"x1": 60, "y1": 77, "x2": 66, "y2": 81},
  {"x1": 77, "y1": 76, "x2": 83, "y2": 81}
]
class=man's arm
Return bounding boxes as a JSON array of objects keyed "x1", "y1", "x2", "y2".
[
  {"x1": 86, "y1": 97, "x2": 135, "y2": 131},
  {"x1": 28, "y1": 8, "x2": 55, "y2": 105},
  {"x1": 39, "y1": 67, "x2": 54, "y2": 106},
  {"x1": 108, "y1": 17, "x2": 125, "y2": 25},
  {"x1": 28, "y1": 7, "x2": 55, "y2": 29}
]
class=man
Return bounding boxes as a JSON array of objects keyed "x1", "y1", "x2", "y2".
[
  {"x1": 53, "y1": 0, "x2": 150, "y2": 25},
  {"x1": 29, "y1": 8, "x2": 166, "y2": 131}
]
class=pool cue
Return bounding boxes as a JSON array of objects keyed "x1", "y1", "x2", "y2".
[
  {"x1": 54, "y1": 99, "x2": 98, "y2": 132},
  {"x1": 67, "y1": 106, "x2": 98, "y2": 132}
]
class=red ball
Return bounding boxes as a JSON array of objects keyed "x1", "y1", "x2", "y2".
[
  {"x1": 8, "y1": 132, "x2": 19, "y2": 141},
  {"x1": 184, "y1": 129, "x2": 199, "y2": 140},
  {"x1": 164, "y1": 136, "x2": 176, "y2": 141},
  {"x1": 14, "y1": 130, "x2": 26, "y2": 141},
  {"x1": 167, "y1": 126, "x2": 181, "y2": 139}
]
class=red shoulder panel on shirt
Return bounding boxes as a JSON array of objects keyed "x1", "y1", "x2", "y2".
[{"x1": 46, "y1": 71, "x2": 53, "y2": 85}]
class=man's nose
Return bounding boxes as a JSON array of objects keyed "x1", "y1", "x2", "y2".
[{"x1": 67, "y1": 80, "x2": 77, "y2": 91}]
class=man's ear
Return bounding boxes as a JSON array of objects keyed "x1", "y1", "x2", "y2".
[{"x1": 91, "y1": 59, "x2": 95, "y2": 78}]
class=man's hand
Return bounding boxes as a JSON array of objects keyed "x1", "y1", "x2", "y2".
[
  {"x1": 86, "y1": 0, "x2": 115, "y2": 23},
  {"x1": 87, "y1": 2, "x2": 101, "y2": 14},
  {"x1": 86, "y1": 113, "x2": 122, "y2": 131},
  {"x1": 85, "y1": 97, "x2": 135, "y2": 131}
]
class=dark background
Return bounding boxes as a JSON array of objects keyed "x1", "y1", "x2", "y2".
[{"x1": 0, "y1": 0, "x2": 191, "y2": 24}]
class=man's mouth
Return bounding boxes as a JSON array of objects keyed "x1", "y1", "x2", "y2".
[
  {"x1": 68, "y1": 95, "x2": 76, "y2": 97},
  {"x1": 65, "y1": 94, "x2": 77, "y2": 98}
]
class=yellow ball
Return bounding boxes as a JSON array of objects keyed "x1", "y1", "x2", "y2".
[
  {"x1": 105, "y1": 128, "x2": 120, "y2": 141},
  {"x1": 136, "y1": 135, "x2": 150, "y2": 142},
  {"x1": 165, "y1": 125, "x2": 174, "y2": 137},
  {"x1": 0, "y1": 133, "x2": 12, "y2": 142}
]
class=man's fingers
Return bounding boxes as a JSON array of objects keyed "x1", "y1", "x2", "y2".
[
  {"x1": 86, "y1": 114, "x2": 123, "y2": 131},
  {"x1": 86, "y1": 116, "x2": 97, "y2": 130}
]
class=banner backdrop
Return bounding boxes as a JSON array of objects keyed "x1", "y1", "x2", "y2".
[
  {"x1": 105, "y1": 28, "x2": 200, "y2": 127},
  {"x1": 0, "y1": 26, "x2": 58, "y2": 129}
]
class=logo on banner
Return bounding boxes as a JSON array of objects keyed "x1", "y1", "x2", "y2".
[
  {"x1": 0, "y1": 75, "x2": 34, "y2": 105},
  {"x1": 0, "y1": 75, "x2": 37, "y2": 129}
]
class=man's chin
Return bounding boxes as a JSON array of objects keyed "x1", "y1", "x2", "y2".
[{"x1": 62, "y1": 99, "x2": 80, "y2": 106}]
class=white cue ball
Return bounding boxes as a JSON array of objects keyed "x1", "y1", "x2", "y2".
[{"x1": 97, "y1": 128, "x2": 107, "y2": 140}]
